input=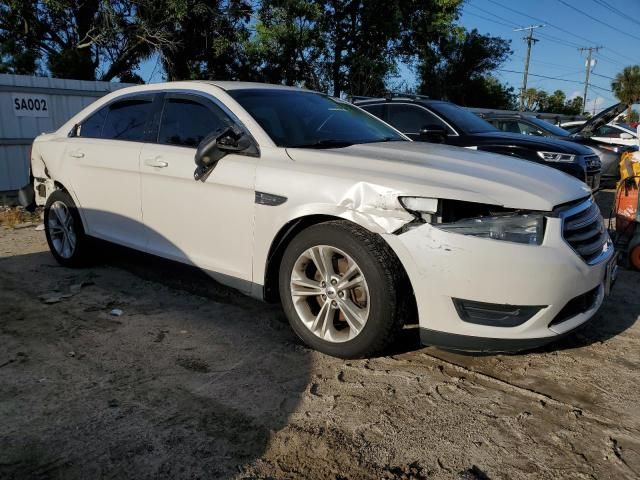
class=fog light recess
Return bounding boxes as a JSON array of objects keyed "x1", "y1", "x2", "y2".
[{"x1": 452, "y1": 298, "x2": 545, "y2": 327}]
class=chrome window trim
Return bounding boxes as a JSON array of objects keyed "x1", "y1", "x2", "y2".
[
  {"x1": 363, "y1": 102, "x2": 460, "y2": 137},
  {"x1": 69, "y1": 88, "x2": 259, "y2": 154}
]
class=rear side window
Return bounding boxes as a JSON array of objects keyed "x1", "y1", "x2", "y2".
[
  {"x1": 158, "y1": 97, "x2": 231, "y2": 147},
  {"x1": 79, "y1": 107, "x2": 108, "y2": 138},
  {"x1": 360, "y1": 104, "x2": 385, "y2": 120},
  {"x1": 102, "y1": 98, "x2": 154, "y2": 141},
  {"x1": 387, "y1": 104, "x2": 451, "y2": 134}
]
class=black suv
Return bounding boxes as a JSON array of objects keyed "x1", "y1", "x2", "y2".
[
  {"x1": 481, "y1": 103, "x2": 630, "y2": 186},
  {"x1": 354, "y1": 95, "x2": 601, "y2": 190}
]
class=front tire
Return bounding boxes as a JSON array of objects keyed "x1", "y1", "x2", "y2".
[
  {"x1": 279, "y1": 220, "x2": 404, "y2": 358},
  {"x1": 44, "y1": 190, "x2": 89, "y2": 267}
]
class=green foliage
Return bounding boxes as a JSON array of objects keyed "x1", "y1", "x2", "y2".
[
  {"x1": 612, "y1": 65, "x2": 640, "y2": 123},
  {"x1": 243, "y1": 0, "x2": 325, "y2": 89},
  {"x1": 149, "y1": 0, "x2": 253, "y2": 81},
  {"x1": 416, "y1": 29, "x2": 514, "y2": 109},
  {"x1": 521, "y1": 88, "x2": 583, "y2": 115},
  {"x1": 0, "y1": 0, "x2": 513, "y2": 105},
  {"x1": 0, "y1": 0, "x2": 187, "y2": 81}
]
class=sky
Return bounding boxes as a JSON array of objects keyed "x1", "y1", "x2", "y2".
[
  {"x1": 459, "y1": 0, "x2": 640, "y2": 113},
  {"x1": 139, "y1": 0, "x2": 640, "y2": 113}
]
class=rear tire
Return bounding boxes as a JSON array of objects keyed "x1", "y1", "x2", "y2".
[
  {"x1": 279, "y1": 220, "x2": 404, "y2": 358},
  {"x1": 630, "y1": 243, "x2": 640, "y2": 271},
  {"x1": 44, "y1": 190, "x2": 89, "y2": 267}
]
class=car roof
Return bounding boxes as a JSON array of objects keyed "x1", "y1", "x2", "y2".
[
  {"x1": 197, "y1": 80, "x2": 308, "y2": 92},
  {"x1": 355, "y1": 96, "x2": 445, "y2": 104},
  {"x1": 100, "y1": 80, "x2": 314, "y2": 98}
]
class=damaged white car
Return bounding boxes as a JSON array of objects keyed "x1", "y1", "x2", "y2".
[{"x1": 30, "y1": 82, "x2": 616, "y2": 358}]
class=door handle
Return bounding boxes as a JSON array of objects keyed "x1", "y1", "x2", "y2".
[
  {"x1": 144, "y1": 157, "x2": 168, "y2": 168},
  {"x1": 69, "y1": 150, "x2": 85, "y2": 158}
]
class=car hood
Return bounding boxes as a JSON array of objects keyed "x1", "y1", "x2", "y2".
[
  {"x1": 573, "y1": 102, "x2": 628, "y2": 137},
  {"x1": 470, "y1": 131, "x2": 594, "y2": 155},
  {"x1": 286, "y1": 141, "x2": 590, "y2": 212}
]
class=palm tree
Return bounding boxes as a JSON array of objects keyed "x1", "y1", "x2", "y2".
[{"x1": 611, "y1": 65, "x2": 640, "y2": 122}]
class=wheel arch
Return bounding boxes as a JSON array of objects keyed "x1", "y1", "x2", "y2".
[{"x1": 262, "y1": 215, "x2": 418, "y2": 325}]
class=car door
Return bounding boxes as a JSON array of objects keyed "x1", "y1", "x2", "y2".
[
  {"x1": 63, "y1": 95, "x2": 154, "y2": 249},
  {"x1": 139, "y1": 92, "x2": 258, "y2": 287}
]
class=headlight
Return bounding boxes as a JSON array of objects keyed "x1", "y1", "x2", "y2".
[
  {"x1": 435, "y1": 214, "x2": 545, "y2": 245},
  {"x1": 398, "y1": 196, "x2": 438, "y2": 222},
  {"x1": 537, "y1": 151, "x2": 575, "y2": 162}
]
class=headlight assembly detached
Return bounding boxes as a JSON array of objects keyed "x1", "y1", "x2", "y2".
[
  {"x1": 435, "y1": 213, "x2": 545, "y2": 245},
  {"x1": 536, "y1": 151, "x2": 576, "y2": 163}
]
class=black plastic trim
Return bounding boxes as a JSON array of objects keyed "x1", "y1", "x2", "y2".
[
  {"x1": 419, "y1": 317, "x2": 593, "y2": 353},
  {"x1": 255, "y1": 191, "x2": 287, "y2": 206}
]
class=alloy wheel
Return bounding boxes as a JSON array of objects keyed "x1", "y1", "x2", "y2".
[
  {"x1": 290, "y1": 245, "x2": 370, "y2": 343},
  {"x1": 48, "y1": 201, "x2": 76, "y2": 259}
]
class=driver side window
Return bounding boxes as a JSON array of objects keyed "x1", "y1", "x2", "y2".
[
  {"x1": 386, "y1": 104, "x2": 451, "y2": 134},
  {"x1": 158, "y1": 95, "x2": 231, "y2": 148}
]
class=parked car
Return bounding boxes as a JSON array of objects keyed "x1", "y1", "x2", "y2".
[
  {"x1": 560, "y1": 120, "x2": 638, "y2": 147},
  {"x1": 482, "y1": 104, "x2": 630, "y2": 185},
  {"x1": 354, "y1": 95, "x2": 601, "y2": 190},
  {"x1": 31, "y1": 82, "x2": 615, "y2": 357}
]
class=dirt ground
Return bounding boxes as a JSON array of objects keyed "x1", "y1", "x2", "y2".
[{"x1": 1, "y1": 192, "x2": 639, "y2": 480}]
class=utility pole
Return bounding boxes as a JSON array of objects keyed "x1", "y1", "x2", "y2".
[
  {"x1": 515, "y1": 25, "x2": 545, "y2": 111},
  {"x1": 578, "y1": 46, "x2": 602, "y2": 115}
]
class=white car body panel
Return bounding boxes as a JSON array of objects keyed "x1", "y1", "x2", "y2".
[
  {"x1": 561, "y1": 120, "x2": 638, "y2": 147},
  {"x1": 139, "y1": 142, "x2": 258, "y2": 285},
  {"x1": 31, "y1": 81, "x2": 612, "y2": 349}
]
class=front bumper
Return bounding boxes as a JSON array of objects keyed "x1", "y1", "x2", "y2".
[{"x1": 382, "y1": 216, "x2": 614, "y2": 351}]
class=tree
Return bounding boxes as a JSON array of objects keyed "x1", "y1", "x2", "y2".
[
  {"x1": 520, "y1": 87, "x2": 583, "y2": 114},
  {"x1": 243, "y1": 0, "x2": 325, "y2": 89},
  {"x1": 415, "y1": 29, "x2": 513, "y2": 108},
  {"x1": 612, "y1": 65, "x2": 640, "y2": 122},
  {"x1": 246, "y1": 0, "x2": 463, "y2": 98},
  {"x1": 0, "y1": 0, "x2": 179, "y2": 81},
  {"x1": 148, "y1": 0, "x2": 253, "y2": 81}
]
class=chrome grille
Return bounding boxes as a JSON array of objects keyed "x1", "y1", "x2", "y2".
[{"x1": 560, "y1": 198, "x2": 609, "y2": 264}]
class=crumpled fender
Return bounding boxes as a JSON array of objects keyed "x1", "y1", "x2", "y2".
[{"x1": 276, "y1": 181, "x2": 414, "y2": 234}]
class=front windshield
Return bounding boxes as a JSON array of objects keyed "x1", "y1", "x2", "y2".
[
  {"x1": 428, "y1": 102, "x2": 498, "y2": 134},
  {"x1": 526, "y1": 117, "x2": 571, "y2": 137},
  {"x1": 228, "y1": 89, "x2": 405, "y2": 148}
]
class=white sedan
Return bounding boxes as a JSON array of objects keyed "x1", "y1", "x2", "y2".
[
  {"x1": 561, "y1": 120, "x2": 638, "y2": 147},
  {"x1": 30, "y1": 81, "x2": 616, "y2": 357}
]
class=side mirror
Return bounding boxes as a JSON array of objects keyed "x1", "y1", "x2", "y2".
[
  {"x1": 194, "y1": 126, "x2": 256, "y2": 180},
  {"x1": 419, "y1": 124, "x2": 448, "y2": 143}
]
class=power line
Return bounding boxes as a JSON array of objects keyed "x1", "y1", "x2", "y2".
[
  {"x1": 578, "y1": 46, "x2": 602, "y2": 114},
  {"x1": 483, "y1": 0, "x2": 638, "y2": 64},
  {"x1": 466, "y1": 4, "x2": 521, "y2": 28},
  {"x1": 497, "y1": 69, "x2": 612, "y2": 91},
  {"x1": 515, "y1": 24, "x2": 545, "y2": 111},
  {"x1": 556, "y1": 0, "x2": 640, "y2": 42},
  {"x1": 591, "y1": 0, "x2": 640, "y2": 28},
  {"x1": 484, "y1": 0, "x2": 594, "y2": 45},
  {"x1": 590, "y1": 71, "x2": 615, "y2": 81},
  {"x1": 464, "y1": 11, "x2": 516, "y2": 29}
]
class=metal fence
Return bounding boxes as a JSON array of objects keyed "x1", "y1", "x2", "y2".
[{"x1": 0, "y1": 74, "x2": 131, "y2": 201}]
